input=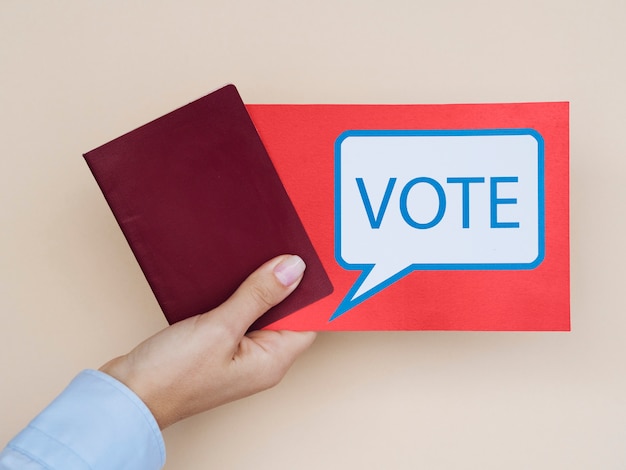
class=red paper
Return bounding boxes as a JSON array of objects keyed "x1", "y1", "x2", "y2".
[{"x1": 247, "y1": 102, "x2": 569, "y2": 331}]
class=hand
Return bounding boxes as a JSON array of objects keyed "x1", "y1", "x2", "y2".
[{"x1": 99, "y1": 254, "x2": 316, "y2": 429}]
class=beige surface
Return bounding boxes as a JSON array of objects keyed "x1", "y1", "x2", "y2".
[{"x1": 1, "y1": 1, "x2": 625, "y2": 468}]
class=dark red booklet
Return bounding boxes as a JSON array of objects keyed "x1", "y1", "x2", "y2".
[{"x1": 84, "y1": 84, "x2": 333, "y2": 329}]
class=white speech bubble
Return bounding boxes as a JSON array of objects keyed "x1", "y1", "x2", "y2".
[{"x1": 331, "y1": 129, "x2": 544, "y2": 320}]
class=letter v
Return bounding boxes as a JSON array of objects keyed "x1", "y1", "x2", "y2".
[{"x1": 355, "y1": 177, "x2": 397, "y2": 229}]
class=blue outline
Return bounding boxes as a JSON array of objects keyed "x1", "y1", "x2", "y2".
[{"x1": 331, "y1": 128, "x2": 545, "y2": 321}]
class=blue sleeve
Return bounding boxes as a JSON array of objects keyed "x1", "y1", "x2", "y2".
[{"x1": 0, "y1": 370, "x2": 166, "y2": 470}]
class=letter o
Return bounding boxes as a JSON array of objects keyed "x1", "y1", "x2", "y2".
[{"x1": 399, "y1": 177, "x2": 446, "y2": 229}]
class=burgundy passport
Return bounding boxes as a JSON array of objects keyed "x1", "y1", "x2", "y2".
[{"x1": 84, "y1": 84, "x2": 333, "y2": 329}]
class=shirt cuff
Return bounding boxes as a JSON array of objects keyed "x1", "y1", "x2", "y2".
[{"x1": 5, "y1": 369, "x2": 165, "y2": 470}]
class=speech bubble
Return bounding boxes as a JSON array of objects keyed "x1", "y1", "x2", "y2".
[{"x1": 331, "y1": 129, "x2": 544, "y2": 321}]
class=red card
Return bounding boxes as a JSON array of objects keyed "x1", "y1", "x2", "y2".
[{"x1": 247, "y1": 102, "x2": 569, "y2": 331}]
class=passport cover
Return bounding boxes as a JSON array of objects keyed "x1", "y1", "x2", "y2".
[
  {"x1": 84, "y1": 84, "x2": 333, "y2": 329},
  {"x1": 244, "y1": 102, "x2": 569, "y2": 331}
]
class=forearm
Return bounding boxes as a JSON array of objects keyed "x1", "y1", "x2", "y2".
[{"x1": 0, "y1": 370, "x2": 165, "y2": 470}]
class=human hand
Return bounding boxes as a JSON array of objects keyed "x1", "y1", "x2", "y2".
[{"x1": 99, "y1": 254, "x2": 316, "y2": 429}]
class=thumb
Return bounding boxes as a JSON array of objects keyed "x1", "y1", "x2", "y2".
[{"x1": 209, "y1": 255, "x2": 306, "y2": 336}]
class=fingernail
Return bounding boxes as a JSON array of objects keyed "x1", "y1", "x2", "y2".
[{"x1": 274, "y1": 255, "x2": 306, "y2": 287}]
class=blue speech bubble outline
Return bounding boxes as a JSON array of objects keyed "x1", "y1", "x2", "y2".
[{"x1": 330, "y1": 128, "x2": 545, "y2": 322}]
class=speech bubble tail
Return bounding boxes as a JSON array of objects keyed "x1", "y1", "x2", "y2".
[
  {"x1": 329, "y1": 294, "x2": 361, "y2": 321},
  {"x1": 328, "y1": 306, "x2": 348, "y2": 322},
  {"x1": 329, "y1": 263, "x2": 412, "y2": 322}
]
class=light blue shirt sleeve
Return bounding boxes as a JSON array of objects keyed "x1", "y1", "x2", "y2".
[{"x1": 0, "y1": 369, "x2": 166, "y2": 470}]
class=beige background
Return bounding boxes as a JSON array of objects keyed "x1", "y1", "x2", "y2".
[{"x1": 1, "y1": 1, "x2": 625, "y2": 468}]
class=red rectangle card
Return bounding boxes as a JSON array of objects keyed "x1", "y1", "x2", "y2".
[
  {"x1": 247, "y1": 102, "x2": 570, "y2": 331},
  {"x1": 84, "y1": 85, "x2": 333, "y2": 329}
]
